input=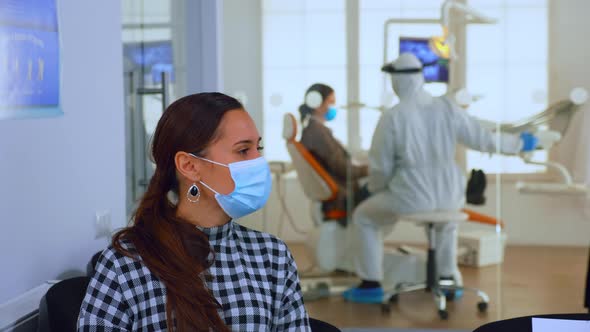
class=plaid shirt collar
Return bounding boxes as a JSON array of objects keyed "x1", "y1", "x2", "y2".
[
  {"x1": 175, "y1": 219, "x2": 234, "y2": 247},
  {"x1": 196, "y1": 220, "x2": 233, "y2": 243}
]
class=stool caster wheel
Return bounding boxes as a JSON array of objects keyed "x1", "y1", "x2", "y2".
[
  {"x1": 438, "y1": 309, "x2": 449, "y2": 320},
  {"x1": 388, "y1": 294, "x2": 399, "y2": 303},
  {"x1": 381, "y1": 303, "x2": 391, "y2": 314},
  {"x1": 477, "y1": 301, "x2": 488, "y2": 313}
]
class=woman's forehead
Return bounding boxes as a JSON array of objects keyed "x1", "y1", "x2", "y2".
[{"x1": 217, "y1": 110, "x2": 260, "y2": 143}]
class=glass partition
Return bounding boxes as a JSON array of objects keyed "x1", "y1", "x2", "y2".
[
  {"x1": 121, "y1": 0, "x2": 181, "y2": 212},
  {"x1": 260, "y1": 0, "x2": 544, "y2": 330}
]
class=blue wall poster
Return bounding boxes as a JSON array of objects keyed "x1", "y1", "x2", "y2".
[{"x1": 0, "y1": 0, "x2": 62, "y2": 120}]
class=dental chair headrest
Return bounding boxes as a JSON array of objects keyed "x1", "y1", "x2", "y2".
[{"x1": 283, "y1": 113, "x2": 297, "y2": 141}]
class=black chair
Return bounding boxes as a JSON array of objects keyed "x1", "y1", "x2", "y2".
[
  {"x1": 37, "y1": 276, "x2": 91, "y2": 332},
  {"x1": 310, "y1": 318, "x2": 341, "y2": 332},
  {"x1": 36, "y1": 275, "x2": 340, "y2": 332},
  {"x1": 85, "y1": 251, "x2": 102, "y2": 277}
]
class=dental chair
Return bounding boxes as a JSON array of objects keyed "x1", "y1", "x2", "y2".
[{"x1": 282, "y1": 113, "x2": 350, "y2": 273}]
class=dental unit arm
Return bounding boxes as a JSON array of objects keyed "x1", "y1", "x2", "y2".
[{"x1": 470, "y1": 88, "x2": 589, "y2": 195}]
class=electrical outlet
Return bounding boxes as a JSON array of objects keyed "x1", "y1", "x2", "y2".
[{"x1": 95, "y1": 210, "x2": 112, "y2": 239}]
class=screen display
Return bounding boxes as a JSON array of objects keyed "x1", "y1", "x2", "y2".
[{"x1": 399, "y1": 37, "x2": 449, "y2": 83}]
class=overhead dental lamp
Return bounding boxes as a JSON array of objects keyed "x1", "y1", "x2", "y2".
[{"x1": 430, "y1": 0, "x2": 498, "y2": 60}]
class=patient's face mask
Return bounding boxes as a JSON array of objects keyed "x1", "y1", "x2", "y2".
[
  {"x1": 325, "y1": 107, "x2": 338, "y2": 121},
  {"x1": 189, "y1": 154, "x2": 272, "y2": 219}
]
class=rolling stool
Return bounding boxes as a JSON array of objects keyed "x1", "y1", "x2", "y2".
[{"x1": 381, "y1": 211, "x2": 489, "y2": 320}]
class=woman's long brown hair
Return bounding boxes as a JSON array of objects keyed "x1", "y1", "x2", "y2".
[{"x1": 113, "y1": 93, "x2": 242, "y2": 331}]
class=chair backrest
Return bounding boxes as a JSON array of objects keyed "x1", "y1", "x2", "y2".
[
  {"x1": 86, "y1": 251, "x2": 102, "y2": 277},
  {"x1": 309, "y1": 318, "x2": 341, "y2": 332},
  {"x1": 283, "y1": 113, "x2": 338, "y2": 202},
  {"x1": 38, "y1": 276, "x2": 90, "y2": 332}
]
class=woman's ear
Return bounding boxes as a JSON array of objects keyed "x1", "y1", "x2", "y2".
[{"x1": 174, "y1": 152, "x2": 201, "y2": 182}]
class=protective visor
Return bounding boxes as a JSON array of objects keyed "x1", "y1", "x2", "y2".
[
  {"x1": 381, "y1": 63, "x2": 423, "y2": 74},
  {"x1": 381, "y1": 59, "x2": 440, "y2": 74}
]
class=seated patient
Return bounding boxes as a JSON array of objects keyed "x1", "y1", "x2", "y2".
[
  {"x1": 78, "y1": 93, "x2": 311, "y2": 331},
  {"x1": 299, "y1": 83, "x2": 369, "y2": 224}
]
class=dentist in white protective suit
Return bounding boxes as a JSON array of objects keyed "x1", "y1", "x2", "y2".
[{"x1": 343, "y1": 53, "x2": 538, "y2": 303}]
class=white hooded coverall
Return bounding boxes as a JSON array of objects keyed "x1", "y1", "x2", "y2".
[{"x1": 353, "y1": 53, "x2": 523, "y2": 282}]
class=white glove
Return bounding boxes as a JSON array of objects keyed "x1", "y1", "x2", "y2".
[{"x1": 535, "y1": 130, "x2": 562, "y2": 150}]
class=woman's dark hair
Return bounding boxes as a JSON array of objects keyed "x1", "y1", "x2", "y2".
[
  {"x1": 113, "y1": 93, "x2": 242, "y2": 332},
  {"x1": 298, "y1": 83, "x2": 334, "y2": 122}
]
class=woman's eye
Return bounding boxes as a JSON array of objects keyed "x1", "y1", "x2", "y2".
[
  {"x1": 239, "y1": 148, "x2": 249, "y2": 155},
  {"x1": 257, "y1": 146, "x2": 265, "y2": 152}
]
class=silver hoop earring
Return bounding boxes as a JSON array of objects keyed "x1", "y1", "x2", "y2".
[{"x1": 187, "y1": 183, "x2": 200, "y2": 203}]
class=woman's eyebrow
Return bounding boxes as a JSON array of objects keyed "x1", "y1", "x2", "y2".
[{"x1": 233, "y1": 137, "x2": 262, "y2": 146}]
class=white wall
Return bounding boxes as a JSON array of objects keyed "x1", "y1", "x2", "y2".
[
  {"x1": 182, "y1": 0, "x2": 224, "y2": 94},
  {"x1": 221, "y1": 0, "x2": 263, "y2": 130},
  {"x1": 251, "y1": 0, "x2": 590, "y2": 247},
  {"x1": 0, "y1": 0, "x2": 126, "y2": 304},
  {"x1": 170, "y1": 0, "x2": 224, "y2": 98}
]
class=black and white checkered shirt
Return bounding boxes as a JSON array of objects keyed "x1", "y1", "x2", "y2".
[{"x1": 77, "y1": 221, "x2": 311, "y2": 331}]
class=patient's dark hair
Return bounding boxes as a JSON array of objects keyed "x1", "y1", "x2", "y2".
[{"x1": 298, "y1": 83, "x2": 334, "y2": 122}]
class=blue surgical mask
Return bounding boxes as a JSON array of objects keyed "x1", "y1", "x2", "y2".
[
  {"x1": 325, "y1": 107, "x2": 338, "y2": 121},
  {"x1": 189, "y1": 155, "x2": 272, "y2": 219}
]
